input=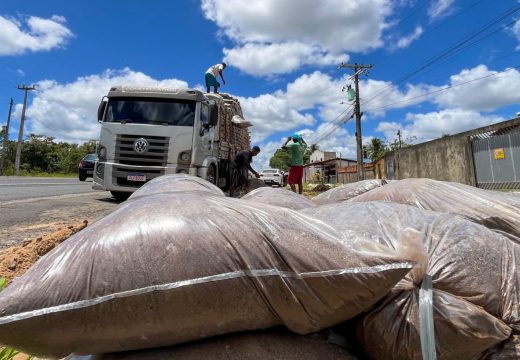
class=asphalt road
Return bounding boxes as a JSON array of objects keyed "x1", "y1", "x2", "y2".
[
  {"x1": 0, "y1": 176, "x2": 118, "y2": 248},
  {"x1": 0, "y1": 176, "x2": 96, "y2": 201}
]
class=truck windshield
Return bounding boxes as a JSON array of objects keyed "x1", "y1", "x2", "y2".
[{"x1": 105, "y1": 97, "x2": 196, "y2": 126}]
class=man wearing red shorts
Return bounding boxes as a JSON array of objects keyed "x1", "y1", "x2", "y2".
[{"x1": 282, "y1": 134, "x2": 307, "y2": 195}]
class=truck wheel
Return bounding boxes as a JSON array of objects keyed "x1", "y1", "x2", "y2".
[
  {"x1": 110, "y1": 191, "x2": 131, "y2": 202},
  {"x1": 206, "y1": 164, "x2": 217, "y2": 184}
]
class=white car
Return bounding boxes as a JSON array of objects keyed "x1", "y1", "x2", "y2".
[{"x1": 259, "y1": 169, "x2": 284, "y2": 187}]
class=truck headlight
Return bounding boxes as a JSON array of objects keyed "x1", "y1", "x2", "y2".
[
  {"x1": 96, "y1": 163, "x2": 105, "y2": 177},
  {"x1": 178, "y1": 151, "x2": 191, "y2": 163}
]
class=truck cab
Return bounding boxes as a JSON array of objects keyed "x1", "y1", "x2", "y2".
[{"x1": 93, "y1": 86, "x2": 250, "y2": 200}]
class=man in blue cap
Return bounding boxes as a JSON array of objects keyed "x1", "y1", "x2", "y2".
[
  {"x1": 282, "y1": 134, "x2": 307, "y2": 194},
  {"x1": 229, "y1": 146, "x2": 261, "y2": 196}
]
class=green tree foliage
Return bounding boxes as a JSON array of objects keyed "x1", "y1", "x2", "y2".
[
  {"x1": 269, "y1": 148, "x2": 291, "y2": 172},
  {"x1": 363, "y1": 137, "x2": 388, "y2": 163},
  {"x1": 0, "y1": 133, "x2": 96, "y2": 175}
]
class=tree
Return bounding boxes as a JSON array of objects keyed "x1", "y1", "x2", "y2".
[
  {"x1": 310, "y1": 143, "x2": 320, "y2": 153},
  {"x1": 22, "y1": 134, "x2": 58, "y2": 172},
  {"x1": 363, "y1": 138, "x2": 388, "y2": 163},
  {"x1": 269, "y1": 148, "x2": 291, "y2": 172}
]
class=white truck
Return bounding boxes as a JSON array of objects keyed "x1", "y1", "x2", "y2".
[{"x1": 93, "y1": 86, "x2": 252, "y2": 200}]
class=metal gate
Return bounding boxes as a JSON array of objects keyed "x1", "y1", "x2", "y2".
[{"x1": 471, "y1": 131, "x2": 520, "y2": 190}]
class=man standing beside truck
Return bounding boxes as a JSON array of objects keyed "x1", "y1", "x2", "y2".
[
  {"x1": 230, "y1": 146, "x2": 261, "y2": 197},
  {"x1": 205, "y1": 63, "x2": 227, "y2": 93},
  {"x1": 282, "y1": 134, "x2": 307, "y2": 195}
]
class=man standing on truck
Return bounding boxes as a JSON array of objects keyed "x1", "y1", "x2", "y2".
[
  {"x1": 282, "y1": 134, "x2": 307, "y2": 195},
  {"x1": 229, "y1": 146, "x2": 261, "y2": 197},
  {"x1": 205, "y1": 63, "x2": 227, "y2": 93}
]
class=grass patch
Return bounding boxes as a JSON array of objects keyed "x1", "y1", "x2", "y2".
[{"x1": 15, "y1": 171, "x2": 76, "y2": 178}]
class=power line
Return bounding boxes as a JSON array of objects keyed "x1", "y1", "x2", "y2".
[
  {"x1": 406, "y1": 18, "x2": 518, "y2": 84},
  {"x1": 308, "y1": 104, "x2": 354, "y2": 144},
  {"x1": 396, "y1": 0, "x2": 431, "y2": 27},
  {"x1": 302, "y1": 1, "x2": 511, "y2": 152},
  {"x1": 374, "y1": 0, "x2": 486, "y2": 75},
  {"x1": 364, "y1": 65, "x2": 520, "y2": 113},
  {"x1": 363, "y1": 4, "x2": 520, "y2": 107},
  {"x1": 420, "y1": 0, "x2": 486, "y2": 39},
  {"x1": 408, "y1": 48, "x2": 520, "y2": 87},
  {"x1": 311, "y1": 107, "x2": 355, "y2": 145},
  {"x1": 307, "y1": 105, "x2": 354, "y2": 145}
]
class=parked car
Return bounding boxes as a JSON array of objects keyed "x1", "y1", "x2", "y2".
[
  {"x1": 259, "y1": 168, "x2": 284, "y2": 187},
  {"x1": 78, "y1": 153, "x2": 98, "y2": 181}
]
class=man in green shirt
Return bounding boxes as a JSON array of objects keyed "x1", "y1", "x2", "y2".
[{"x1": 282, "y1": 134, "x2": 307, "y2": 194}]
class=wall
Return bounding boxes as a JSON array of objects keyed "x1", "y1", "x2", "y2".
[
  {"x1": 386, "y1": 117, "x2": 520, "y2": 185},
  {"x1": 390, "y1": 134, "x2": 476, "y2": 185},
  {"x1": 310, "y1": 150, "x2": 337, "y2": 162}
]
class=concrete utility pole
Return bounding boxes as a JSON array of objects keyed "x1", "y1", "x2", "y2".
[
  {"x1": 14, "y1": 85, "x2": 35, "y2": 176},
  {"x1": 339, "y1": 62, "x2": 373, "y2": 181},
  {"x1": 0, "y1": 98, "x2": 14, "y2": 176},
  {"x1": 397, "y1": 129, "x2": 402, "y2": 149}
]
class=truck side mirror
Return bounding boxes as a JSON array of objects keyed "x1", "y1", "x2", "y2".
[
  {"x1": 208, "y1": 107, "x2": 218, "y2": 127},
  {"x1": 97, "y1": 97, "x2": 108, "y2": 122}
]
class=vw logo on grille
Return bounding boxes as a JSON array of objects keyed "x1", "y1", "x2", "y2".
[{"x1": 133, "y1": 138, "x2": 149, "y2": 153}]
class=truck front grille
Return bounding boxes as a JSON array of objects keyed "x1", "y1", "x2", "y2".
[{"x1": 115, "y1": 134, "x2": 169, "y2": 167}]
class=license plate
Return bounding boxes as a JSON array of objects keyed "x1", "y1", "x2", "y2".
[{"x1": 127, "y1": 173, "x2": 146, "y2": 182}]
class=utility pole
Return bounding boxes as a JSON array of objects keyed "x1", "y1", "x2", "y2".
[
  {"x1": 0, "y1": 98, "x2": 14, "y2": 176},
  {"x1": 339, "y1": 62, "x2": 373, "y2": 181},
  {"x1": 397, "y1": 129, "x2": 402, "y2": 149},
  {"x1": 14, "y1": 85, "x2": 35, "y2": 176}
]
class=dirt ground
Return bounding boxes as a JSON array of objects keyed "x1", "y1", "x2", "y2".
[
  {"x1": 0, "y1": 192, "x2": 119, "y2": 282},
  {"x1": 0, "y1": 192, "x2": 118, "y2": 250},
  {"x1": 0, "y1": 221, "x2": 88, "y2": 283}
]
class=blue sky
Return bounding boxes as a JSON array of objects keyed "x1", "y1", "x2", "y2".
[{"x1": 1, "y1": 0, "x2": 520, "y2": 168}]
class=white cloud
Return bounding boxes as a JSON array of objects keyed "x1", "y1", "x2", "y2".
[
  {"x1": 238, "y1": 92, "x2": 315, "y2": 143},
  {"x1": 360, "y1": 80, "x2": 431, "y2": 115},
  {"x1": 239, "y1": 71, "x2": 359, "y2": 142},
  {"x1": 395, "y1": 26, "x2": 423, "y2": 49},
  {"x1": 16, "y1": 69, "x2": 26, "y2": 76},
  {"x1": 428, "y1": 0, "x2": 455, "y2": 20},
  {"x1": 0, "y1": 15, "x2": 73, "y2": 56},
  {"x1": 376, "y1": 109, "x2": 504, "y2": 142},
  {"x1": 304, "y1": 123, "x2": 358, "y2": 159},
  {"x1": 512, "y1": 18, "x2": 520, "y2": 49},
  {"x1": 252, "y1": 140, "x2": 283, "y2": 171},
  {"x1": 238, "y1": 70, "x2": 434, "y2": 144},
  {"x1": 20, "y1": 68, "x2": 188, "y2": 143},
  {"x1": 223, "y1": 42, "x2": 348, "y2": 77},
  {"x1": 202, "y1": 0, "x2": 391, "y2": 76},
  {"x1": 433, "y1": 65, "x2": 520, "y2": 111}
]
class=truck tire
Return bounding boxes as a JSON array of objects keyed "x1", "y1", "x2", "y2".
[
  {"x1": 206, "y1": 164, "x2": 217, "y2": 184},
  {"x1": 111, "y1": 191, "x2": 131, "y2": 202}
]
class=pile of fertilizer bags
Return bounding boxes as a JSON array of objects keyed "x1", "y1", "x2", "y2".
[{"x1": 0, "y1": 175, "x2": 518, "y2": 359}]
